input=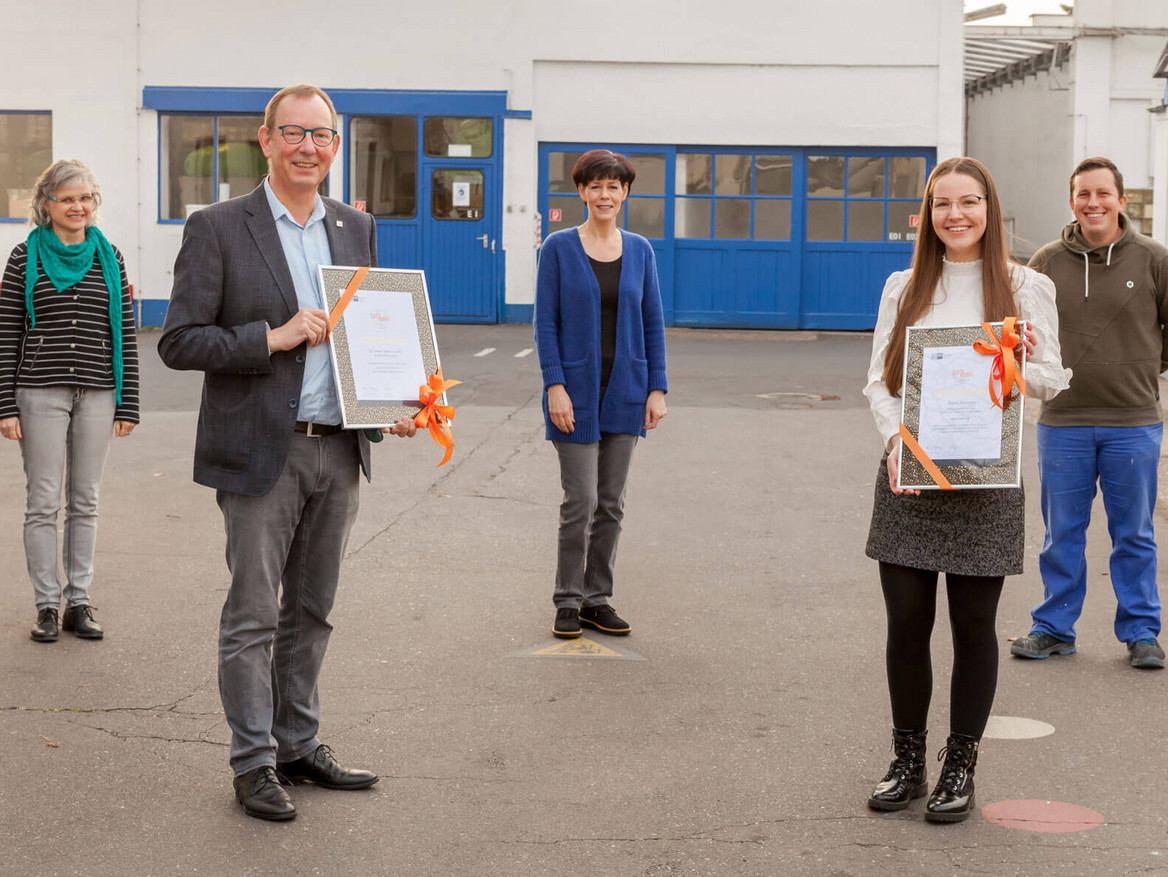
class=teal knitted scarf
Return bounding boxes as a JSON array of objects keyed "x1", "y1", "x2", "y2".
[{"x1": 25, "y1": 225, "x2": 124, "y2": 405}]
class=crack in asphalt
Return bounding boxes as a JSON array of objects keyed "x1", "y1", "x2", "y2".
[
  {"x1": 347, "y1": 390, "x2": 541, "y2": 556},
  {"x1": 67, "y1": 720, "x2": 228, "y2": 747}
]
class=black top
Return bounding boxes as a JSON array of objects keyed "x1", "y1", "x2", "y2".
[{"x1": 588, "y1": 255, "x2": 621, "y2": 399}]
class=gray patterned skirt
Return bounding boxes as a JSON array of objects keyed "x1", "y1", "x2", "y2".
[{"x1": 865, "y1": 453, "x2": 1025, "y2": 577}]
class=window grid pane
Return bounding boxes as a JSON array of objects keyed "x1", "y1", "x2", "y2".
[
  {"x1": 215, "y1": 117, "x2": 265, "y2": 203},
  {"x1": 0, "y1": 113, "x2": 51, "y2": 220},
  {"x1": 349, "y1": 116, "x2": 417, "y2": 219},
  {"x1": 423, "y1": 117, "x2": 492, "y2": 157},
  {"x1": 675, "y1": 197, "x2": 711, "y2": 237},
  {"x1": 431, "y1": 169, "x2": 484, "y2": 220}
]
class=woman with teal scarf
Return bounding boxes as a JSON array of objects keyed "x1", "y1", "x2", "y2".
[{"x1": 0, "y1": 159, "x2": 140, "y2": 644}]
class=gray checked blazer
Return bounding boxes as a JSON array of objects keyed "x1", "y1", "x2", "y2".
[{"x1": 159, "y1": 184, "x2": 378, "y2": 497}]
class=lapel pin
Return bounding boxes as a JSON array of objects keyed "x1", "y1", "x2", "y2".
[{"x1": 336, "y1": 220, "x2": 344, "y2": 227}]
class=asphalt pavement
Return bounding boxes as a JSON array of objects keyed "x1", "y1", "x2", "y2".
[{"x1": 1, "y1": 324, "x2": 1165, "y2": 876}]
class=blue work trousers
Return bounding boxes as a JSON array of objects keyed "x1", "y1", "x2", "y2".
[{"x1": 1034, "y1": 423, "x2": 1162, "y2": 646}]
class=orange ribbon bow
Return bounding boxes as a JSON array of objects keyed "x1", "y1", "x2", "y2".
[
  {"x1": 414, "y1": 367, "x2": 461, "y2": 467},
  {"x1": 972, "y1": 317, "x2": 1026, "y2": 409}
]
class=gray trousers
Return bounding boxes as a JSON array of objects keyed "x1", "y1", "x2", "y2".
[
  {"x1": 553, "y1": 433, "x2": 638, "y2": 609},
  {"x1": 17, "y1": 386, "x2": 115, "y2": 610},
  {"x1": 215, "y1": 431, "x2": 360, "y2": 776}
]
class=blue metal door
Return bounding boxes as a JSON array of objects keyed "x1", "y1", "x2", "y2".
[
  {"x1": 421, "y1": 160, "x2": 498, "y2": 322},
  {"x1": 346, "y1": 104, "x2": 505, "y2": 323}
]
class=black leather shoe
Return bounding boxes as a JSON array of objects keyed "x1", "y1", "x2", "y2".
[
  {"x1": 579, "y1": 604, "x2": 631, "y2": 635},
  {"x1": 553, "y1": 607, "x2": 582, "y2": 638},
  {"x1": 62, "y1": 604, "x2": 103, "y2": 639},
  {"x1": 277, "y1": 744, "x2": 378, "y2": 790},
  {"x1": 233, "y1": 766, "x2": 296, "y2": 821},
  {"x1": 31, "y1": 608, "x2": 59, "y2": 643},
  {"x1": 868, "y1": 728, "x2": 928, "y2": 811},
  {"x1": 925, "y1": 733, "x2": 979, "y2": 823}
]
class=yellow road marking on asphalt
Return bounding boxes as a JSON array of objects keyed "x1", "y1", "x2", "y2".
[{"x1": 531, "y1": 638, "x2": 625, "y2": 657}]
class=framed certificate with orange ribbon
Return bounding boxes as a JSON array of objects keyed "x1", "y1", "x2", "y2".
[
  {"x1": 318, "y1": 266, "x2": 445, "y2": 429},
  {"x1": 897, "y1": 320, "x2": 1027, "y2": 490}
]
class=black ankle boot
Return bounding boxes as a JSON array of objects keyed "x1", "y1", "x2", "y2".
[
  {"x1": 925, "y1": 732, "x2": 979, "y2": 823},
  {"x1": 868, "y1": 728, "x2": 928, "y2": 811}
]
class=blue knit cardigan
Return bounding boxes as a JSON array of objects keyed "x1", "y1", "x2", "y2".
[{"x1": 534, "y1": 227, "x2": 668, "y2": 442}]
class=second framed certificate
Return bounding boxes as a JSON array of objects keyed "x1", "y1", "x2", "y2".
[
  {"x1": 319, "y1": 266, "x2": 444, "y2": 429},
  {"x1": 897, "y1": 322, "x2": 1027, "y2": 490}
]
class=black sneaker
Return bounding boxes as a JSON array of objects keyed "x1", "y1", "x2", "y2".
[
  {"x1": 1128, "y1": 638, "x2": 1165, "y2": 669},
  {"x1": 1010, "y1": 632, "x2": 1075, "y2": 659},
  {"x1": 31, "y1": 608, "x2": 59, "y2": 643},
  {"x1": 578, "y1": 604, "x2": 631, "y2": 635},
  {"x1": 553, "y1": 608, "x2": 582, "y2": 639}
]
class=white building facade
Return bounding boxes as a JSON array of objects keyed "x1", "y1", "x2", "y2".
[
  {"x1": 966, "y1": 0, "x2": 1168, "y2": 258},
  {"x1": 1, "y1": 0, "x2": 965, "y2": 329}
]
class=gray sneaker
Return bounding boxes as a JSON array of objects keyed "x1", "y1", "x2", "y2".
[
  {"x1": 1010, "y1": 632, "x2": 1076, "y2": 659},
  {"x1": 1128, "y1": 638, "x2": 1165, "y2": 669}
]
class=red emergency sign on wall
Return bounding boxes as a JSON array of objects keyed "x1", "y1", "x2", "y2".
[{"x1": 549, "y1": 208, "x2": 562, "y2": 222}]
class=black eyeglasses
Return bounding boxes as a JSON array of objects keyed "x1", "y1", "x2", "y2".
[{"x1": 277, "y1": 125, "x2": 338, "y2": 147}]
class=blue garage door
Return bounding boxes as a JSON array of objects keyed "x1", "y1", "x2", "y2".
[{"x1": 538, "y1": 144, "x2": 933, "y2": 330}]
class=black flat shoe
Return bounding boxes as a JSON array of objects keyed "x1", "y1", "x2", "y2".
[
  {"x1": 62, "y1": 604, "x2": 103, "y2": 639},
  {"x1": 31, "y1": 608, "x2": 59, "y2": 643},
  {"x1": 234, "y1": 766, "x2": 296, "y2": 821},
  {"x1": 578, "y1": 604, "x2": 631, "y2": 635},
  {"x1": 553, "y1": 607, "x2": 582, "y2": 638},
  {"x1": 277, "y1": 744, "x2": 378, "y2": 790}
]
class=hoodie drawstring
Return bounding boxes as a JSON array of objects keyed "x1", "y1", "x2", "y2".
[{"x1": 1083, "y1": 242, "x2": 1117, "y2": 298}]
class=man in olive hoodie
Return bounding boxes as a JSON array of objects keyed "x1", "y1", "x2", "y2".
[{"x1": 1012, "y1": 157, "x2": 1168, "y2": 669}]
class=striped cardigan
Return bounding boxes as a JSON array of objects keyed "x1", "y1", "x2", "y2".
[{"x1": 0, "y1": 240, "x2": 140, "y2": 422}]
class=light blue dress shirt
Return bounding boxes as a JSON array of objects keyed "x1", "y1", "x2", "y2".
[{"x1": 263, "y1": 178, "x2": 342, "y2": 425}]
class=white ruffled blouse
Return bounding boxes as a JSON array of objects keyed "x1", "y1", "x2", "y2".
[{"x1": 864, "y1": 258, "x2": 1073, "y2": 447}]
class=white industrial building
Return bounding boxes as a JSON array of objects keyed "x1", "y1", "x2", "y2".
[
  {"x1": 1, "y1": 0, "x2": 966, "y2": 330},
  {"x1": 965, "y1": 0, "x2": 1168, "y2": 257}
]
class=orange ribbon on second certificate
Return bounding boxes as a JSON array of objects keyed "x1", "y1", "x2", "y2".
[
  {"x1": 327, "y1": 266, "x2": 370, "y2": 331},
  {"x1": 972, "y1": 317, "x2": 1026, "y2": 409},
  {"x1": 898, "y1": 422, "x2": 954, "y2": 491},
  {"x1": 414, "y1": 367, "x2": 461, "y2": 467}
]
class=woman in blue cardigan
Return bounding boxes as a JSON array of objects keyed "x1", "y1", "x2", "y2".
[{"x1": 534, "y1": 150, "x2": 668, "y2": 639}]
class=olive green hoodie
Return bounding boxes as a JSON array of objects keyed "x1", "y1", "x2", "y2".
[{"x1": 1029, "y1": 213, "x2": 1168, "y2": 427}]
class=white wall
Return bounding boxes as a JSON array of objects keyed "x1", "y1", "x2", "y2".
[
  {"x1": 967, "y1": 67, "x2": 1074, "y2": 257},
  {"x1": 0, "y1": 1, "x2": 140, "y2": 289},
  {"x1": 966, "y1": 1, "x2": 1168, "y2": 256},
  {"x1": 4, "y1": 0, "x2": 965, "y2": 314},
  {"x1": 1153, "y1": 108, "x2": 1168, "y2": 244}
]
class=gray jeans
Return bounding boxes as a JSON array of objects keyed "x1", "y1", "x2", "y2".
[
  {"x1": 553, "y1": 434, "x2": 638, "y2": 609},
  {"x1": 17, "y1": 386, "x2": 115, "y2": 610},
  {"x1": 215, "y1": 431, "x2": 360, "y2": 776}
]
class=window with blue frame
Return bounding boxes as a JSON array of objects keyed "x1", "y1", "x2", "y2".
[
  {"x1": 0, "y1": 111, "x2": 51, "y2": 220},
  {"x1": 806, "y1": 154, "x2": 926, "y2": 242},
  {"x1": 544, "y1": 150, "x2": 665, "y2": 239},
  {"x1": 159, "y1": 114, "x2": 268, "y2": 220},
  {"x1": 675, "y1": 152, "x2": 793, "y2": 239}
]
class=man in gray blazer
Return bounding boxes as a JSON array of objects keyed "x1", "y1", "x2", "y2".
[{"x1": 160, "y1": 84, "x2": 416, "y2": 821}]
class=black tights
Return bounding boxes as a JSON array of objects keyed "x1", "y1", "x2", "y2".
[{"x1": 878, "y1": 562, "x2": 1004, "y2": 739}]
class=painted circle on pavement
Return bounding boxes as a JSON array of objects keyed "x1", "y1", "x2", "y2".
[
  {"x1": 982, "y1": 715, "x2": 1056, "y2": 740},
  {"x1": 982, "y1": 800, "x2": 1105, "y2": 833}
]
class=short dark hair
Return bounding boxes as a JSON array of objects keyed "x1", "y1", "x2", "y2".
[
  {"x1": 572, "y1": 150, "x2": 636, "y2": 191},
  {"x1": 263, "y1": 83, "x2": 338, "y2": 135},
  {"x1": 1070, "y1": 157, "x2": 1124, "y2": 198}
]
